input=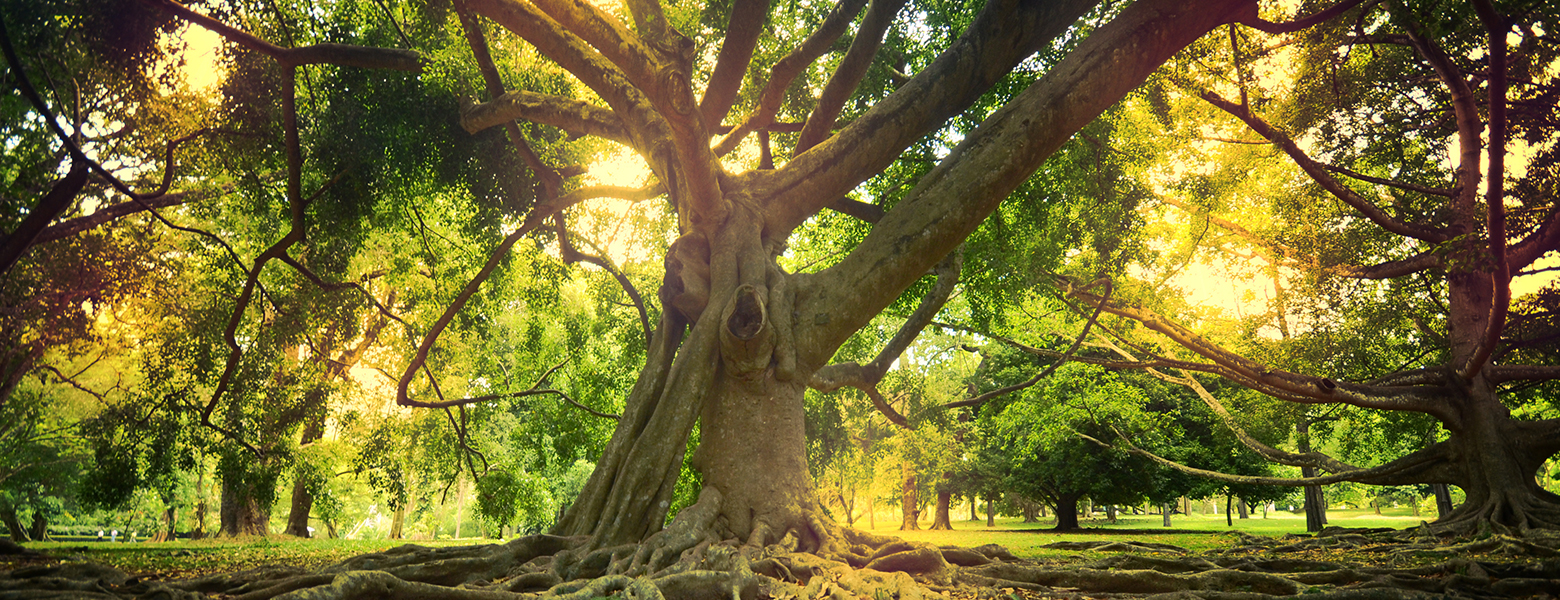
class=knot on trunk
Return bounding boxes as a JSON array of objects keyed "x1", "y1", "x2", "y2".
[
  {"x1": 720, "y1": 284, "x2": 772, "y2": 378},
  {"x1": 663, "y1": 233, "x2": 711, "y2": 320}
]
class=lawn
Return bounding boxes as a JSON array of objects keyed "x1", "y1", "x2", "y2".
[
  {"x1": 857, "y1": 505, "x2": 1428, "y2": 558},
  {"x1": 6, "y1": 506, "x2": 1428, "y2": 578}
]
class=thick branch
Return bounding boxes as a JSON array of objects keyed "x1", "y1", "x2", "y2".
[
  {"x1": 461, "y1": 91, "x2": 629, "y2": 144},
  {"x1": 1403, "y1": 23, "x2": 1482, "y2": 235},
  {"x1": 1201, "y1": 91, "x2": 1450, "y2": 243},
  {"x1": 528, "y1": 0, "x2": 665, "y2": 97},
  {"x1": 1462, "y1": 0, "x2": 1510, "y2": 380},
  {"x1": 698, "y1": 0, "x2": 769, "y2": 126},
  {"x1": 0, "y1": 163, "x2": 89, "y2": 274},
  {"x1": 464, "y1": 0, "x2": 656, "y2": 143},
  {"x1": 1486, "y1": 364, "x2": 1560, "y2": 383},
  {"x1": 755, "y1": 0, "x2": 1103, "y2": 234},
  {"x1": 808, "y1": 249, "x2": 961, "y2": 427},
  {"x1": 32, "y1": 192, "x2": 188, "y2": 245},
  {"x1": 795, "y1": 0, "x2": 1257, "y2": 368},
  {"x1": 794, "y1": 0, "x2": 909, "y2": 154}
]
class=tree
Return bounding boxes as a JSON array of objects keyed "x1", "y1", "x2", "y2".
[
  {"x1": 14, "y1": 0, "x2": 1544, "y2": 597},
  {"x1": 1052, "y1": 0, "x2": 1560, "y2": 534}
]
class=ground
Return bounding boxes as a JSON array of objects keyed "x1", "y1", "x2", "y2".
[{"x1": 4, "y1": 508, "x2": 1558, "y2": 599}]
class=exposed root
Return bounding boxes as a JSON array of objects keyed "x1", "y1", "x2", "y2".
[{"x1": 8, "y1": 522, "x2": 1560, "y2": 600}]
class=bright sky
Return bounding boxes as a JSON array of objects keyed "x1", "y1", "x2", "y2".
[{"x1": 172, "y1": 23, "x2": 225, "y2": 91}]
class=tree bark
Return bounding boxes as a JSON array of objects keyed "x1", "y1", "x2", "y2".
[
  {"x1": 1433, "y1": 483, "x2": 1455, "y2": 517},
  {"x1": 219, "y1": 477, "x2": 270, "y2": 537},
  {"x1": 152, "y1": 505, "x2": 176, "y2": 542},
  {"x1": 930, "y1": 489, "x2": 953, "y2": 530},
  {"x1": 1237, "y1": 496, "x2": 1249, "y2": 519},
  {"x1": 1054, "y1": 494, "x2": 1082, "y2": 531},
  {"x1": 389, "y1": 503, "x2": 406, "y2": 540},
  {"x1": 986, "y1": 495, "x2": 994, "y2": 527},
  {"x1": 1022, "y1": 500, "x2": 1037, "y2": 523},
  {"x1": 28, "y1": 508, "x2": 48, "y2": 541},
  {"x1": 3, "y1": 506, "x2": 29, "y2": 542},
  {"x1": 1162, "y1": 503, "x2": 1172, "y2": 527},
  {"x1": 899, "y1": 464, "x2": 918, "y2": 530},
  {"x1": 2, "y1": 501, "x2": 29, "y2": 539}
]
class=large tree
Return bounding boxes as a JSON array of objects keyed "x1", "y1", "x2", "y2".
[
  {"x1": 1046, "y1": 0, "x2": 1560, "y2": 534},
  {"x1": 11, "y1": 0, "x2": 1560, "y2": 597}
]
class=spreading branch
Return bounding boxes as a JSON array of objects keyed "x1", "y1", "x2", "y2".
[
  {"x1": 1201, "y1": 90, "x2": 1450, "y2": 243},
  {"x1": 461, "y1": 91, "x2": 629, "y2": 144},
  {"x1": 138, "y1": 0, "x2": 421, "y2": 71},
  {"x1": 794, "y1": 0, "x2": 908, "y2": 154},
  {"x1": 1091, "y1": 336, "x2": 1362, "y2": 474},
  {"x1": 397, "y1": 184, "x2": 662, "y2": 407},
  {"x1": 1152, "y1": 194, "x2": 1441, "y2": 279},
  {"x1": 1239, "y1": 0, "x2": 1365, "y2": 34},
  {"x1": 555, "y1": 216, "x2": 653, "y2": 347},
  {"x1": 1080, "y1": 429, "x2": 1454, "y2": 487},
  {"x1": 808, "y1": 248, "x2": 962, "y2": 428},
  {"x1": 942, "y1": 279, "x2": 1115, "y2": 410},
  {"x1": 1063, "y1": 280, "x2": 1460, "y2": 425}
]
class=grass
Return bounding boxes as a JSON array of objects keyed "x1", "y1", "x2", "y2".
[
  {"x1": 12, "y1": 537, "x2": 475, "y2": 579},
  {"x1": 857, "y1": 506, "x2": 1429, "y2": 559},
  {"x1": 3, "y1": 507, "x2": 1429, "y2": 578}
]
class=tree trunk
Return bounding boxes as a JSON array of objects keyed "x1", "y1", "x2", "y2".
[
  {"x1": 219, "y1": 478, "x2": 270, "y2": 537},
  {"x1": 986, "y1": 496, "x2": 994, "y2": 527},
  {"x1": 969, "y1": 497, "x2": 978, "y2": 521},
  {"x1": 389, "y1": 502, "x2": 407, "y2": 540},
  {"x1": 152, "y1": 505, "x2": 176, "y2": 542},
  {"x1": 1225, "y1": 495, "x2": 1233, "y2": 527},
  {"x1": 1054, "y1": 494, "x2": 1081, "y2": 530},
  {"x1": 1039, "y1": 503, "x2": 1046, "y2": 518},
  {"x1": 1106, "y1": 504, "x2": 1117, "y2": 522},
  {"x1": 1022, "y1": 500, "x2": 1038, "y2": 523},
  {"x1": 929, "y1": 487, "x2": 952, "y2": 530},
  {"x1": 899, "y1": 464, "x2": 918, "y2": 530},
  {"x1": 1433, "y1": 483, "x2": 1455, "y2": 517},
  {"x1": 283, "y1": 416, "x2": 325, "y2": 538},
  {"x1": 3, "y1": 505, "x2": 30, "y2": 543},
  {"x1": 1237, "y1": 497, "x2": 1249, "y2": 519},
  {"x1": 1163, "y1": 503, "x2": 1172, "y2": 527},
  {"x1": 28, "y1": 508, "x2": 48, "y2": 541}
]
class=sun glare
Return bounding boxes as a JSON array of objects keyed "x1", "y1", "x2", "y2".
[{"x1": 174, "y1": 24, "x2": 225, "y2": 91}]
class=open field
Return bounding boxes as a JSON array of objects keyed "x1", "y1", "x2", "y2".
[
  {"x1": 2, "y1": 507, "x2": 1431, "y2": 578},
  {"x1": 859, "y1": 507, "x2": 1427, "y2": 558}
]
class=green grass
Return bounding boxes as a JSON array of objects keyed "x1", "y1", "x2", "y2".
[
  {"x1": 4, "y1": 507, "x2": 1430, "y2": 578},
  {"x1": 856, "y1": 506, "x2": 1429, "y2": 559},
  {"x1": 14, "y1": 537, "x2": 477, "y2": 578}
]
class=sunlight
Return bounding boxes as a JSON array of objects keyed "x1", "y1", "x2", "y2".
[{"x1": 167, "y1": 22, "x2": 225, "y2": 92}]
